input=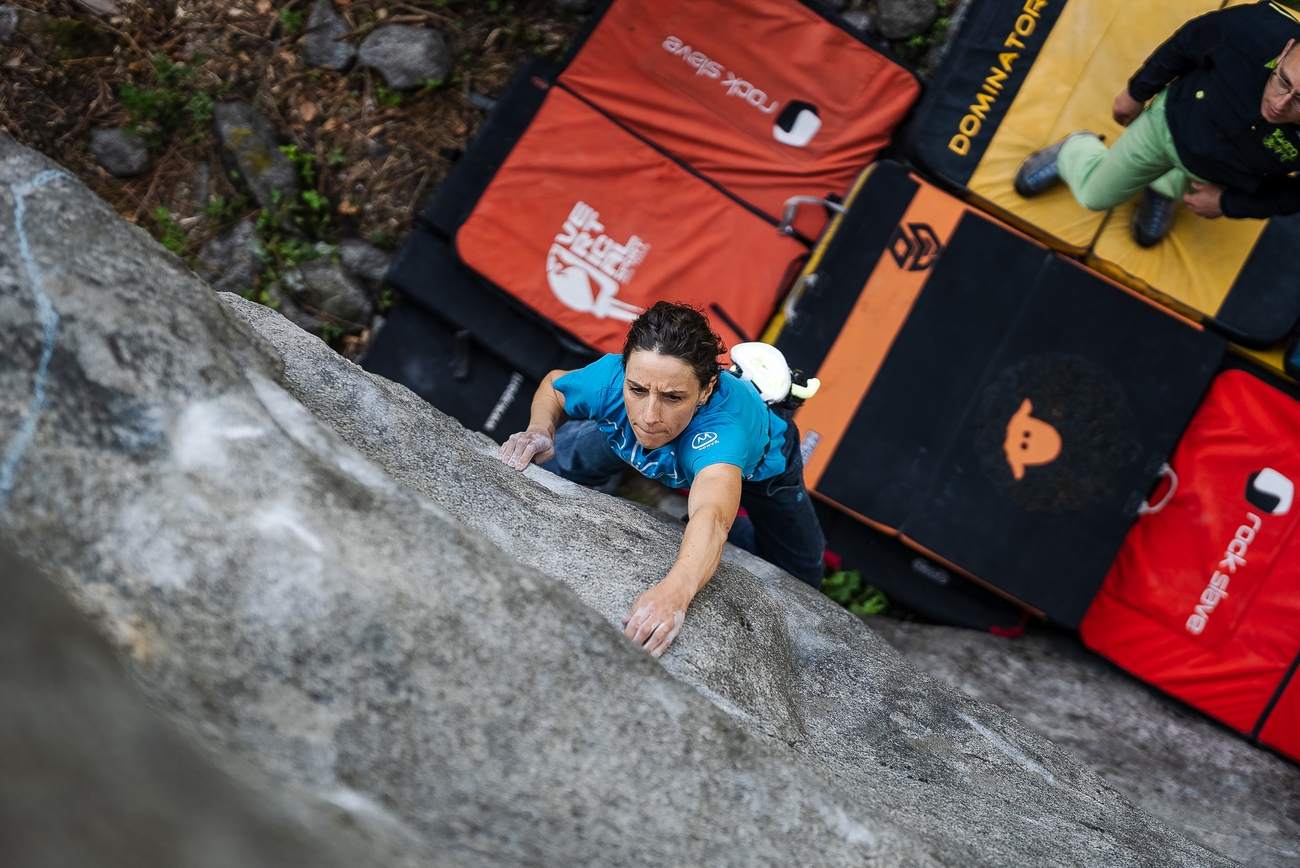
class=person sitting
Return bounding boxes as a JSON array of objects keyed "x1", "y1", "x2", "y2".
[
  {"x1": 1014, "y1": 0, "x2": 1300, "y2": 246},
  {"x1": 496, "y1": 301, "x2": 825, "y2": 658}
]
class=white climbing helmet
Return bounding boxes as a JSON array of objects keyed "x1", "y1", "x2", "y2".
[{"x1": 729, "y1": 342, "x2": 819, "y2": 405}]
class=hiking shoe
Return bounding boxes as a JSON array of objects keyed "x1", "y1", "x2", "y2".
[
  {"x1": 1131, "y1": 188, "x2": 1177, "y2": 247},
  {"x1": 1013, "y1": 133, "x2": 1097, "y2": 198}
]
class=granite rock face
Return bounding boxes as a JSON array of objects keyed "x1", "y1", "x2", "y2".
[
  {"x1": 213, "y1": 102, "x2": 300, "y2": 228},
  {"x1": 358, "y1": 25, "x2": 451, "y2": 90},
  {"x1": 0, "y1": 132, "x2": 1233, "y2": 867},
  {"x1": 0, "y1": 542, "x2": 437, "y2": 868},
  {"x1": 226, "y1": 292, "x2": 1237, "y2": 867},
  {"x1": 90, "y1": 128, "x2": 149, "y2": 178},
  {"x1": 302, "y1": 0, "x2": 356, "y2": 71},
  {"x1": 873, "y1": 620, "x2": 1300, "y2": 868}
]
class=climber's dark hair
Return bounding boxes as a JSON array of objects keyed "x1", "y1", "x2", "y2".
[{"x1": 621, "y1": 301, "x2": 724, "y2": 391}]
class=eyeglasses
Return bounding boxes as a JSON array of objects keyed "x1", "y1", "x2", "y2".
[{"x1": 1268, "y1": 48, "x2": 1300, "y2": 113}]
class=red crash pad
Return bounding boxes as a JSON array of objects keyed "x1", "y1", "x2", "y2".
[
  {"x1": 455, "y1": 83, "x2": 807, "y2": 356},
  {"x1": 1082, "y1": 367, "x2": 1300, "y2": 760},
  {"x1": 560, "y1": 0, "x2": 920, "y2": 237}
]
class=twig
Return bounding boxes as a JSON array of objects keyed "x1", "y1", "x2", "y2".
[
  {"x1": 130, "y1": 142, "x2": 177, "y2": 223},
  {"x1": 406, "y1": 165, "x2": 432, "y2": 213}
]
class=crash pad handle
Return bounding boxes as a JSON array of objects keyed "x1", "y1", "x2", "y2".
[
  {"x1": 783, "y1": 273, "x2": 818, "y2": 323},
  {"x1": 1138, "y1": 463, "x2": 1178, "y2": 516},
  {"x1": 779, "y1": 196, "x2": 846, "y2": 236}
]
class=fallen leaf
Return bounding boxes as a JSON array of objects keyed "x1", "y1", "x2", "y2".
[
  {"x1": 338, "y1": 200, "x2": 360, "y2": 215},
  {"x1": 322, "y1": 117, "x2": 340, "y2": 132},
  {"x1": 300, "y1": 100, "x2": 318, "y2": 122},
  {"x1": 256, "y1": 0, "x2": 271, "y2": 12},
  {"x1": 367, "y1": 124, "x2": 385, "y2": 137}
]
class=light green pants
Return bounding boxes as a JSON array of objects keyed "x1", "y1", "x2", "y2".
[{"x1": 1056, "y1": 90, "x2": 1206, "y2": 211}]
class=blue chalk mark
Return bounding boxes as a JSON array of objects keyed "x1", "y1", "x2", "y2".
[{"x1": 1, "y1": 169, "x2": 69, "y2": 511}]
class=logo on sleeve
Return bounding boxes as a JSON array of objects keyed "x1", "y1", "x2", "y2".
[{"x1": 691, "y1": 431, "x2": 719, "y2": 450}]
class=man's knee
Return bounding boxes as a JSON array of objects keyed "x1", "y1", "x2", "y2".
[{"x1": 1070, "y1": 184, "x2": 1123, "y2": 212}]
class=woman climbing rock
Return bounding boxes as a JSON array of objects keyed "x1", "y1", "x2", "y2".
[{"x1": 497, "y1": 301, "x2": 825, "y2": 658}]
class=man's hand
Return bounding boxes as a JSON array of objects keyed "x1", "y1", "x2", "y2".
[
  {"x1": 1183, "y1": 182, "x2": 1225, "y2": 219},
  {"x1": 497, "y1": 429, "x2": 555, "y2": 470},
  {"x1": 1112, "y1": 89, "x2": 1143, "y2": 127},
  {"x1": 622, "y1": 580, "x2": 692, "y2": 658}
]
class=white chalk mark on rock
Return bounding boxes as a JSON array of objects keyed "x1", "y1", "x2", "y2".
[
  {"x1": 958, "y1": 710, "x2": 1059, "y2": 788},
  {"x1": 173, "y1": 399, "x2": 268, "y2": 470},
  {"x1": 1, "y1": 170, "x2": 70, "y2": 511}
]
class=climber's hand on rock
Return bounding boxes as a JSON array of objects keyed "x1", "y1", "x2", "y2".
[
  {"x1": 497, "y1": 429, "x2": 554, "y2": 470},
  {"x1": 622, "y1": 581, "x2": 690, "y2": 658}
]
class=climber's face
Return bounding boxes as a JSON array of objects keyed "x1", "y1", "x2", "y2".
[{"x1": 623, "y1": 350, "x2": 715, "y2": 450}]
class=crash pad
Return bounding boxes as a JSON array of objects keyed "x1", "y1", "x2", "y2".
[
  {"x1": 769, "y1": 161, "x2": 1224, "y2": 627},
  {"x1": 361, "y1": 297, "x2": 545, "y2": 443},
  {"x1": 1081, "y1": 362, "x2": 1300, "y2": 763},
  {"x1": 559, "y1": 0, "x2": 920, "y2": 238},
  {"x1": 454, "y1": 81, "x2": 807, "y2": 356},
  {"x1": 910, "y1": 0, "x2": 1300, "y2": 347},
  {"x1": 910, "y1": 0, "x2": 1221, "y2": 252},
  {"x1": 815, "y1": 500, "x2": 1030, "y2": 633}
]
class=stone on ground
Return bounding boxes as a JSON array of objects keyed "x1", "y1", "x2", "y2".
[
  {"x1": 90, "y1": 128, "x2": 149, "y2": 178},
  {"x1": 197, "y1": 218, "x2": 264, "y2": 295},
  {"x1": 358, "y1": 25, "x2": 451, "y2": 90},
  {"x1": 340, "y1": 238, "x2": 392, "y2": 286},
  {"x1": 302, "y1": 0, "x2": 355, "y2": 71},
  {"x1": 213, "y1": 102, "x2": 300, "y2": 228},
  {"x1": 876, "y1": 0, "x2": 940, "y2": 40},
  {"x1": 265, "y1": 279, "x2": 324, "y2": 335},
  {"x1": 841, "y1": 9, "x2": 872, "y2": 33},
  {"x1": 872, "y1": 619, "x2": 1300, "y2": 868},
  {"x1": 1, "y1": 132, "x2": 1235, "y2": 867},
  {"x1": 0, "y1": 5, "x2": 17, "y2": 44},
  {"x1": 298, "y1": 259, "x2": 373, "y2": 327}
]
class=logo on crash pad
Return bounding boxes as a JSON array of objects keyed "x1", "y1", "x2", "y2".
[
  {"x1": 1003, "y1": 398, "x2": 1062, "y2": 480},
  {"x1": 887, "y1": 222, "x2": 944, "y2": 271},
  {"x1": 971, "y1": 354, "x2": 1141, "y2": 514},
  {"x1": 546, "y1": 201, "x2": 651, "y2": 322}
]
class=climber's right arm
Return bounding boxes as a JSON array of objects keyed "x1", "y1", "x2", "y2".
[{"x1": 497, "y1": 370, "x2": 571, "y2": 470}]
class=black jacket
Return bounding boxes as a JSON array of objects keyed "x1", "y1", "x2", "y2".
[{"x1": 1128, "y1": 1, "x2": 1300, "y2": 219}]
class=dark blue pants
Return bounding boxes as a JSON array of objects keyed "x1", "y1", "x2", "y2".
[{"x1": 541, "y1": 420, "x2": 826, "y2": 589}]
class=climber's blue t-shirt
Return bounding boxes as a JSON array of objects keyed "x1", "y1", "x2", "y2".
[{"x1": 554, "y1": 354, "x2": 788, "y2": 488}]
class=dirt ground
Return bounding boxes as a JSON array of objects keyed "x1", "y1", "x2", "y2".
[{"x1": 0, "y1": 0, "x2": 583, "y2": 268}]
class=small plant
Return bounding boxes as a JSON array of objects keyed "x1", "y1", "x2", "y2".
[
  {"x1": 202, "y1": 192, "x2": 252, "y2": 225},
  {"x1": 121, "y1": 55, "x2": 212, "y2": 148},
  {"x1": 326, "y1": 147, "x2": 346, "y2": 168},
  {"x1": 278, "y1": 6, "x2": 305, "y2": 34},
  {"x1": 152, "y1": 207, "x2": 187, "y2": 255},
  {"x1": 320, "y1": 322, "x2": 345, "y2": 343},
  {"x1": 377, "y1": 287, "x2": 396, "y2": 312},
  {"x1": 374, "y1": 85, "x2": 403, "y2": 109},
  {"x1": 821, "y1": 570, "x2": 889, "y2": 617}
]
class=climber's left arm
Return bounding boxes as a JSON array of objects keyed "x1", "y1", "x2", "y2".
[{"x1": 621, "y1": 462, "x2": 742, "y2": 658}]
